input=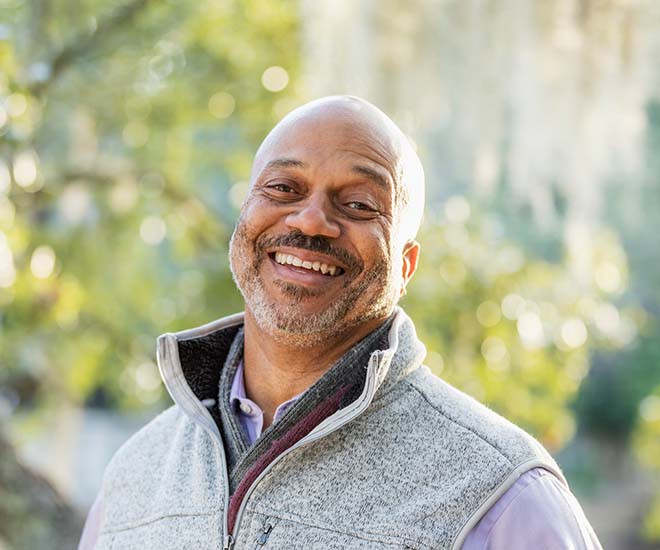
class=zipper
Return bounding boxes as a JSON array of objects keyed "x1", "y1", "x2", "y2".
[
  {"x1": 228, "y1": 351, "x2": 388, "y2": 544},
  {"x1": 161, "y1": 312, "x2": 402, "y2": 549}
]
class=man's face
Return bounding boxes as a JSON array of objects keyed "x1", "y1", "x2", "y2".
[{"x1": 229, "y1": 108, "x2": 418, "y2": 344}]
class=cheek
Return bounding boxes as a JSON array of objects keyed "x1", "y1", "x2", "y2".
[
  {"x1": 240, "y1": 197, "x2": 283, "y2": 233},
  {"x1": 357, "y1": 228, "x2": 393, "y2": 268}
]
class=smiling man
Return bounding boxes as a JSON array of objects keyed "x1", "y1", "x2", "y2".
[{"x1": 79, "y1": 96, "x2": 602, "y2": 550}]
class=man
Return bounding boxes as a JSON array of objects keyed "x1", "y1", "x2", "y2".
[{"x1": 79, "y1": 96, "x2": 602, "y2": 549}]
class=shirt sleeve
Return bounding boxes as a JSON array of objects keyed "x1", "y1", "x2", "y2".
[
  {"x1": 78, "y1": 493, "x2": 103, "y2": 550},
  {"x1": 462, "y1": 467, "x2": 603, "y2": 550}
]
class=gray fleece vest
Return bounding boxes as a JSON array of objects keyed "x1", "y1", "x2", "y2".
[{"x1": 93, "y1": 308, "x2": 565, "y2": 550}]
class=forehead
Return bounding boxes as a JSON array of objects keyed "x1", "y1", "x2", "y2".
[{"x1": 252, "y1": 110, "x2": 403, "y2": 187}]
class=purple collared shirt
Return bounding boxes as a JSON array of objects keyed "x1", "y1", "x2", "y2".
[
  {"x1": 230, "y1": 360, "x2": 302, "y2": 442},
  {"x1": 78, "y1": 365, "x2": 602, "y2": 549}
]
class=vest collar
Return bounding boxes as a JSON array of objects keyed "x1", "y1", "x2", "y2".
[{"x1": 156, "y1": 307, "x2": 426, "y2": 433}]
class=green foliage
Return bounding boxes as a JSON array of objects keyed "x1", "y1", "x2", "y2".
[
  {"x1": 405, "y1": 203, "x2": 635, "y2": 452},
  {"x1": 634, "y1": 384, "x2": 660, "y2": 541},
  {"x1": 574, "y1": 330, "x2": 660, "y2": 440},
  {"x1": 0, "y1": 0, "x2": 301, "y2": 411}
]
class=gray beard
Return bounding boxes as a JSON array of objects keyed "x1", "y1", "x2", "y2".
[{"x1": 229, "y1": 224, "x2": 398, "y2": 348}]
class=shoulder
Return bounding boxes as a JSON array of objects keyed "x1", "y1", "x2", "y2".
[
  {"x1": 103, "y1": 405, "x2": 186, "y2": 473},
  {"x1": 462, "y1": 468, "x2": 603, "y2": 549},
  {"x1": 98, "y1": 404, "x2": 223, "y2": 531},
  {"x1": 399, "y1": 366, "x2": 562, "y2": 476}
]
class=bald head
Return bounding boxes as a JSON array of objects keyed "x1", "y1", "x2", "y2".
[
  {"x1": 231, "y1": 96, "x2": 424, "y2": 342},
  {"x1": 251, "y1": 96, "x2": 425, "y2": 243}
]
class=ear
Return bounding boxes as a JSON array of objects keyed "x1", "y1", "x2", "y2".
[{"x1": 400, "y1": 240, "x2": 420, "y2": 296}]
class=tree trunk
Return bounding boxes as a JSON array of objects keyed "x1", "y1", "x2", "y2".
[{"x1": 0, "y1": 427, "x2": 82, "y2": 550}]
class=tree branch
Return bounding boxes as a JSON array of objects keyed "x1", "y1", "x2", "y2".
[{"x1": 29, "y1": 0, "x2": 152, "y2": 96}]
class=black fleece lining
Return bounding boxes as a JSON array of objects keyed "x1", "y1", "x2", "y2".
[{"x1": 177, "y1": 325, "x2": 241, "y2": 401}]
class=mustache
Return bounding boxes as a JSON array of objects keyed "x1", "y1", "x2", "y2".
[{"x1": 255, "y1": 230, "x2": 362, "y2": 272}]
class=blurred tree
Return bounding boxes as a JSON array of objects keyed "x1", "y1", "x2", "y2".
[
  {"x1": 0, "y1": 0, "x2": 658, "y2": 546},
  {"x1": 1, "y1": 0, "x2": 300, "y2": 547},
  {"x1": 634, "y1": 384, "x2": 660, "y2": 542},
  {"x1": 0, "y1": 0, "x2": 300, "y2": 411},
  {"x1": 405, "y1": 201, "x2": 634, "y2": 452},
  {"x1": 0, "y1": 428, "x2": 82, "y2": 549}
]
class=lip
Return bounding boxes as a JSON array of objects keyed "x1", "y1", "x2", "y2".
[
  {"x1": 267, "y1": 250, "x2": 346, "y2": 287},
  {"x1": 267, "y1": 246, "x2": 350, "y2": 273}
]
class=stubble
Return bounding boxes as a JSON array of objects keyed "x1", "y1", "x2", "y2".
[{"x1": 228, "y1": 221, "x2": 398, "y2": 348}]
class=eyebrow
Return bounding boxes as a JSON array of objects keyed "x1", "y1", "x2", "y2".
[
  {"x1": 262, "y1": 158, "x2": 306, "y2": 171},
  {"x1": 351, "y1": 165, "x2": 391, "y2": 189},
  {"x1": 261, "y1": 158, "x2": 391, "y2": 190}
]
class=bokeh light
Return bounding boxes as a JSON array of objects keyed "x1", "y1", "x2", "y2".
[
  {"x1": 12, "y1": 150, "x2": 38, "y2": 188},
  {"x1": 261, "y1": 66, "x2": 289, "y2": 92},
  {"x1": 517, "y1": 311, "x2": 546, "y2": 348},
  {"x1": 560, "y1": 318, "x2": 588, "y2": 349},
  {"x1": 0, "y1": 159, "x2": 10, "y2": 194},
  {"x1": 30, "y1": 245, "x2": 56, "y2": 279},
  {"x1": 208, "y1": 92, "x2": 236, "y2": 119},
  {"x1": 110, "y1": 178, "x2": 139, "y2": 213},
  {"x1": 0, "y1": 232, "x2": 16, "y2": 287},
  {"x1": 139, "y1": 216, "x2": 167, "y2": 245},
  {"x1": 5, "y1": 93, "x2": 27, "y2": 117},
  {"x1": 476, "y1": 300, "x2": 501, "y2": 327}
]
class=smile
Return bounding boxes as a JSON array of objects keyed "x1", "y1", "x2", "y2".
[{"x1": 273, "y1": 252, "x2": 345, "y2": 276}]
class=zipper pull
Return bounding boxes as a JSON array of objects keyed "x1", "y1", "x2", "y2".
[
  {"x1": 256, "y1": 521, "x2": 273, "y2": 546},
  {"x1": 223, "y1": 534, "x2": 234, "y2": 550}
]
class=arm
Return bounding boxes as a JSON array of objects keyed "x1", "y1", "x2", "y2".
[
  {"x1": 78, "y1": 493, "x2": 103, "y2": 550},
  {"x1": 462, "y1": 468, "x2": 603, "y2": 550}
]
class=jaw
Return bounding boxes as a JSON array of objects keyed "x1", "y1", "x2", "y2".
[
  {"x1": 256, "y1": 255, "x2": 395, "y2": 333},
  {"x1": 231, "y1": 224, "x2": 398, "y2": 343}
]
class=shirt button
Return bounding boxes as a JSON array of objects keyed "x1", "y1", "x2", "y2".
[{"x1": 239, "y1": 402, "x2": 252, "y2": 415}]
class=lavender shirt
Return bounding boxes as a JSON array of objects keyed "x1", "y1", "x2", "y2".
[{"x1": 78, "y1": 365, "x2": 602, "y2": 549}]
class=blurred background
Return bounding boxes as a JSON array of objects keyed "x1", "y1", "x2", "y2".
[{"x1": 0, "y1": 0, "x2": 659, "y2": 548}]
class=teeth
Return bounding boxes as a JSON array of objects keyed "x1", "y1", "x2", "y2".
[{"x1": 273, "y1": 252, "x2": 341, "y2": 276}]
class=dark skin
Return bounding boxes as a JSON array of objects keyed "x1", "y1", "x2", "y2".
[{"x1": 231, "y1": 100, "x2": 420, "y2": 428}]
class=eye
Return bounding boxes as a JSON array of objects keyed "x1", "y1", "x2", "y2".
[
  {"x1": 261, "y1": 181, "x2": 301, "y2": 201},
  {"x1": 343, "y1": 200, "x2": 380, "y2": 219},
  {"x1": 346, "y1": 201, "x2": 372, "y2": 211},
  {"x1": 269, "y1": 183, "x2": 296, "y2": 193}
]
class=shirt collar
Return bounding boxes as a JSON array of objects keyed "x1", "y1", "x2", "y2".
[{"x1": 230, "y1": 359, "x2": 305, "y2": 424}]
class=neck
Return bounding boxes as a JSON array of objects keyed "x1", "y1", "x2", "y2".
[{"x1": 241, "y1": 309, "x2": 389, "y2": 428}]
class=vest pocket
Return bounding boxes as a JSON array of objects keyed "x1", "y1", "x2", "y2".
[
  {"x1": 247, "y1": 513, "x2": 415, "y2": 549},
  {"x1": 98, "y1": 513, "x2": 220, "y2": 550}
]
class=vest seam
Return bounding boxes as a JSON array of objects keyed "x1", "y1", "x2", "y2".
[
  {"x1": 100, "y1": 511, "x2": 217, "y2": 534},
  {"x1": 406, "y1": 379, "x2": 516, "y2": 467},
  {"x1": 247, "y1": 508, "x2": 436, "y2": 549},
  {"x1": 450, "y1": 459, "x2": 564, "y2": 550}
]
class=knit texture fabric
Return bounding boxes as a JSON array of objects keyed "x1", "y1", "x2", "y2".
[
  {"x1": 219, "y1": 318, "x2": 393, "y2": 494},
  {"x1": 216, "y1": 328, "x2": 249, "y2": 477},
  {"x1": 94, "y1": 309, "x2": 564, "y2": 550}
]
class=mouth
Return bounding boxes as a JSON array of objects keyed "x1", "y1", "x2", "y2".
[{"x1": 269, "y1": 251, "x2": 346, "y2": 277}]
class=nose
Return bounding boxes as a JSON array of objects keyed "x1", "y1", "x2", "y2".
[{"x1": 285, "y1": 196, "x2": 341, "y2": 238}]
